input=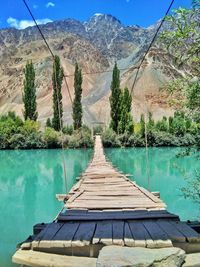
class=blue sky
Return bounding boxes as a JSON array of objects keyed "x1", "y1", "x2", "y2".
[{"x1": 1, "y1": 0, "x2": 192, "y2": 29}]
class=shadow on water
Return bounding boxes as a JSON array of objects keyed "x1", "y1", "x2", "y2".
[{"x1": 0, "y1": 148, "x2": 92, "y2": 267}]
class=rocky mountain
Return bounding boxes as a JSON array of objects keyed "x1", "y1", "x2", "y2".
[{"x1": 0, "y1": 14, "x2": 185, "y2": 125}]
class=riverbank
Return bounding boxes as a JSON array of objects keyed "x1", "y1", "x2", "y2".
[{"x1": 0, "y1": 112, "x2": 199, "y2": 150}]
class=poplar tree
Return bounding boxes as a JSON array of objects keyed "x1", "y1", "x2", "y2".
[
  {"x1": 23, "y1": 61, "x2": 38, "y2": 121},
  {"x1": 73, "y1": 63, "x2": 83, "y2": 130},
  {"x1": 52, "y1": 55, "x2": 64, "y2": 131},
  {"x1": 118, "y1": 87, "x2": 133, "y2": 134},
  {"x1": 140, "y1": 114, "x2": 145, "y2": 137},
  {"x1": 109, "y1": 63, "x2": 121, "y2": 132}
]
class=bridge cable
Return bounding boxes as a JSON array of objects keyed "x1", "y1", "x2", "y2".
[
  {"x1": 23, "y1": 0, "x2": 69, "y2": 194},
  {"x1": 129, "y1": 0, "x2": 175, "y2": 191},
  {"x1": 130, "y1": 0, "x2": 175, "y2": 95},
  {"x1": 22, "y1": 0, "x2": 73, "y2": 104}
]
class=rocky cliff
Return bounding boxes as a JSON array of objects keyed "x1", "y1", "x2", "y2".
[{"x1": 0, "y1": 14, "x2": 186, "y2": 125}]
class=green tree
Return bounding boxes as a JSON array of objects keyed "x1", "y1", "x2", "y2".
[
  {"x1": 118, "y1": 87, "x2": 134, "y2": 134},
  {"x1": 109, "y1": 63, "x2": 121, "y2": 132},
  {"x1": 147, "y1": 112, "x2": 154, "y2": 130},
  {"x1": 140, "y1": 114, "x2": 145, "y2": 137},
  {"x1": 52, "y1": 55, "x2": 64, "y2": 131},
  {"x1": 160, "y1": 2, "x2": 200, "y2": 122},
  {"x1": 156, "y1": 116, "x2": 169, "y2": 132},
  {"x1": 73, "y1": 63, "x2": 83, "y2": 130},
  {"x1": 160, "y1": 2, "x2": 200, "y2": 75},
  {"x1": 23, "y1": 61, "x2": 38, "y2": 121},
  {"x1": 46, "y1": 118, "x2": 52, "y2": 128}
]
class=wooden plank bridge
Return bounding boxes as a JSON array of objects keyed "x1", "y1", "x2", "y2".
[{"x1": 13, "y1": 136, "x2": 200, "y2": 266}]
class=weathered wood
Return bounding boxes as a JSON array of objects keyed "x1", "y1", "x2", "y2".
[
  {"x1": 93, "y1": 221, "x2": 112, "y2": 245},
  {"x1": 53, "y1": 222, "x2": 80, "y2": 241},
  {"x1": 142, "y1": 220, "x2": 172, "y2": 247},
  {"x1": 128, "y1": 221, "x2": 154, "y2": 248},
  {"x1": 40, "y1": 222, "x2": 63, "y2": 241},
  {"x1": 65, "y1": 136, "x2": 166, "y2": 211},
  {"x1": 124, "y1": 223, "x2": 135, "y2": 247},
  {"x1": 170, "y1": 221, "x2": 200, "y2": 242},
  {"x1": 112, "y1": 221, "x2": 124, "y2": 246},
  {"x1": 58, "y1": 210, "x2": 179, "y2": 221},
  {"x1": 72, "y1": 222, "x2": 96, "y2": 246},
  {"x1": 157, "y1": 220, "x2": 186, "y2": 243}
]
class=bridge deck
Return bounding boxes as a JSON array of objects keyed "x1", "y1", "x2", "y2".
[{"x1": 66, "y1": 135, "x2": 165, "y2": 210}]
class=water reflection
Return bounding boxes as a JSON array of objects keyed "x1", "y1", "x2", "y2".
[
  {"x1": 0, "y1": 148, "x2": 92, "y2": 267},
  {"x1": 105, "y1": 147, "x2": 200, "y2": 221}
]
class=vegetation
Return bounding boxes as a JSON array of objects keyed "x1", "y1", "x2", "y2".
[
  {"x1": 73, "y1": 63, "x2": 83, "y2": 130},
  {"x1": 109, "y1": 63, "x2": 134, "y2": 134},
  {"x1": 102, "y1": 111, "x2": 200, "y2": 148},
  {"x1": 160, "y1": 0, "x2": 200, "y2": 122},
  {"x1": 23, "y1": 61, "x2": 38, "y2": 121},
  {"x1": 0, "y1": 112, "x2": 93, "y2": 150},
  {"x1": 52, "y1": 55, "x2": 64, "y2": 131},
  {"x1": 109, "y1": 63, "x2": 122, "y2": 132}
]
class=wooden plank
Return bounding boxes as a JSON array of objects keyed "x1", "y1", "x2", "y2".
[
  {"x1": 93, "y1": 221, "x2": 112, "y2": 245},
  {"x1": 157, "y1": 220, "x2": 186, "y2": 243},
  {"x1": 128, "y1": 221, "x2": 154, "y2": 248},
  {"x1": 170, "y1": 221, "x2": 200, "y2": 242},
  {"x1": 67, "y1": 189, "x2": 84, "y2": 203},
  {"x1": 142, "y1": 220, "x2": 172, "y2": 247},
  {"x1": 58, "y1": 211, "x2": 178, "y2": 221},
  {"x1": 53, "y1": 222, "x2": 80, "y2": 243},
  {"x1": 124, "y1": 223, "x2": 135, "y2": 247},
  {"x1": 72, "y1": 222, "x2": 96, "y2": 246},
  {"x1": 41, "y1": 223, "x2": 64, "y2": 241},
  {"x1": 66, "y1": 202, "x2": 165, "y2": 209},
  {"x1": 112, "y1": 221, "x2": 124, "y2": 246}
]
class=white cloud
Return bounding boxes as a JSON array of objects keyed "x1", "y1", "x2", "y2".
[
  {"x1": 7, "y1": 17, "x2": 52, "y2": 30},
  {"x1": 46, "y1": 2, "x2": 55, "y2": 8},
  {"x1": 33, "y1": 4, "x2": 38, "y2": 9}
]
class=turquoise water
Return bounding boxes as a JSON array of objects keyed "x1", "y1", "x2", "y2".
[
  {"x1": 0, "y1": 147, "x2": 200, "y2": 267},
  {"x1": 0, "y1": 149, "x2": 93, "y2": 267},
  {"x1": 105, "y1": 147, "x2": 200, "y2": 221}
]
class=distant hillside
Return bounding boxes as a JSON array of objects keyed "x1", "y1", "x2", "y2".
[{"x1": 0, "y1": 14, "x2": 188, "y2": 125}]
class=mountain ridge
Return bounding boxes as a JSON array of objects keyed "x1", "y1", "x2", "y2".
[{"x1": 0, "y1": 14, "x2": 185, "y2": 125}]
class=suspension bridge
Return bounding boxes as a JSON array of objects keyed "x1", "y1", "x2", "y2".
[{"x1": 13, "y1": 135, "x2": 200, "y2": 266}]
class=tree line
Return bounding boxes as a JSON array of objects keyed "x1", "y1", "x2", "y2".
[{"x1": 23, "y1": 56, "x2": 83, "y2": 132}]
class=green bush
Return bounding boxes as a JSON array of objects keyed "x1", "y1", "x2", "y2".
[
  {"x1": 44, "y1": 127, "x2": 60, "y2": 148},
  {"x1": 68, "y1": 129, "x2": 93, "y2": 149},
  {"x1": 117, "y1": 133, "x2": 131, "y2": 147},
  {"x1": 93, "y1": 125, "x2": 103, "y2": 135},
  {"x1": 9, "y1": 134, "x2": 27, "y2": 149},
  {"x1": 25, "y1": 132, "x2": 46, "y2": 149},
  {"x1": 102, "y1": 128, "x2": 121, "y2": 147},
  {"x1": 62, "y1": 125, "x2": 74, "y2": 135},
  {"x1": 128, "y1": 134, "x2": 145, "y2": 147}
]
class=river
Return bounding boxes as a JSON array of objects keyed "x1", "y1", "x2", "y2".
[{"x1": 0, "y1": 147, "x2": 199, "y2": 266}]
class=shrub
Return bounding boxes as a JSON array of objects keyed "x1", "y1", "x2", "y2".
[
  {"x1": 68, "y1": 129, "x2": 93, "y2": 149},
  {"x1": 25, "y1": 132, "x2": 46, "y2": 149},
  {"x1": 0, "y1": 133, "x2": 9, "y2": 149},
  {"x1": 102, "y1": 128, "x2": 121, "y2": 147},
  {"x1": 118, "y1": 132, "x2": 131, "y2": 147},
  {"x1": 179, "y1": 134, "x2": 196, "y2": 146},
  {"x1": 9, "y1": 134, "x2": 27, "y2": 149},
  {"x1": 62, "y1": 125, "x2": 74, "y2": 135},
  {"x1": 43, "y1": 127, "x2": 60, "y2": 148},
  {"x1": 93, "y1": 125, "x2": 103, "y2": 135},
  {"x1": 128, "y1": 134, "x2": 145, "y2": 147}
]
